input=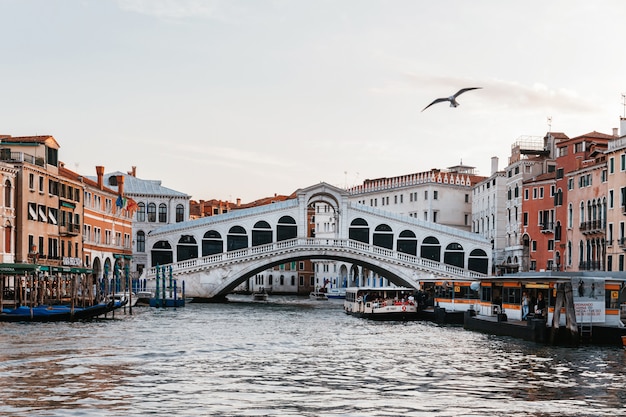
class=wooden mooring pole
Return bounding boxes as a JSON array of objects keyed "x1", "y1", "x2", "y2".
[{"x1": 551, "y1": 282, "x2": 579, "y2": 345}]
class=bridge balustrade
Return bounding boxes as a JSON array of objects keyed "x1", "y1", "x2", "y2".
[{"x1": 145, "y1": 237, "x2": 486, "y2": 281}]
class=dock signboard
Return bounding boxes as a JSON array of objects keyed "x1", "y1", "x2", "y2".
[{"x1": 572, "y1": 278, "x2": 605, "y2": 323}]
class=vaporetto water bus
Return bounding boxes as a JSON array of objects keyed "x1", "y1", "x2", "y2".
[
  {"x1": 418, "y1": 272, "x2": 626, "y2": 346},
  {"x1": 344, "y1": 287, "x2": 418, "y2": 321}
]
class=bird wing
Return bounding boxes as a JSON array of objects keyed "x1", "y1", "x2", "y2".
[
  {"x1": 421, "y1": 97, "x2": 449, "y2": 112},
  {"x1": 452, "y1": 87, "x2": 482, "y2": 98}
]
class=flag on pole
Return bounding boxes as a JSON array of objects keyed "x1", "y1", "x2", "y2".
[{"x1": 126, "y1": 198, "x2": 138, "y2": 213}]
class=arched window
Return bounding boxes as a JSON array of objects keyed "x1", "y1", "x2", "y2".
[
  {"x1": 177, "y1": 235, "x2": 198, "y2": 261},
  {"x1": 444, "y1": 242, "x2": 464, "y2": 268},
  {"x1": 202, "y1": 230, "x2": 223, "y2": 256},
  {"x1": 137, "y1": 202, "x2": 146, "y2": 222},
  {"x1": 227, "y1": 226, "x2": 248, "y2": 251},
  {"x1": 147, "y1": 203, "x2": 156, "y2": 222},
  {"x1": 252, "y1": 220, "x2": 272, "y2": 246},
  {"x1": 567, "y1": 203, "x2": 573, "y2": 228},
  {"x1": 151, "y1": 240, "x2": 173, "y2": 266},
  {"x1": 349, "y1": 218, "x2": 369, "y2": 244},
  {"x1": 468, "y1": 249, "x2": 488, "y2": 274},
  {"x1": 176, "y1": 204, "x2": 184, "y2": 222},
  {"x1": 372, "y1": 224, "x2": 393, "y2": 249},
  {"x1": 420, "y1": 236, "x2": 440, "y2": 262},
  {"x1": 159, "y1": 203, "x2": 167, "y2": 223},
  {"x1": 579, "y1": 202, "x2": 584, "y2": 228},
  {"x1": 136, "y1": 231, "x2": 145, "y2": 252},
  {"x1": 397, "y1": 230, "x2": 417, "y2": 256},
  {"x1": 4, "y1": 180, "x2": 11, "y2": 208},
  {"x1": 277, "y1": 216, "x2": 297, "y2": 241}
]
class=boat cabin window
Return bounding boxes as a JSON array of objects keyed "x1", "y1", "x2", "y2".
[
  {"x1": 457, "y1": 285, "x2": 480, "y2": 299},
  {"x1": 481, "y1": 286, "x2": 492, "y2": 302},
  {"x1": 504, "y1": 287, "x2": 521, "y2": 304}
]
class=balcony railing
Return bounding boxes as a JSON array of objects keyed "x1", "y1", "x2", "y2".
[
  {"x1": 59, "y1": 224, "x2": 80, "y2": 236},
  {"x1": 540, "y1": 222, "x2": 554, "y2": 233},
  {"x1": 578, "y1": 261, "x2": 602, "y2": 271},
  {"x1": 579, "y1": 220, "x2": 606, "y2": 234}
]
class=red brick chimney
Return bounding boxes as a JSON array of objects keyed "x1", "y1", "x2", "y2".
[
  {"x1": 116, "y1": 175, "x2": 125, "y2": 196},
  {"x1": 96, "y1": 166, "x2": 104, "y2": 190}
]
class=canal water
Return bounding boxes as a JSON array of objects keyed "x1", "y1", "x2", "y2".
[{"x1": 1, "y1": 296, "x2": 624, "y2": 417}]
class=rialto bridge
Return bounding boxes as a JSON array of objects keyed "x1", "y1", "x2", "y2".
[{"x1": 140, "y1": 182, "x2": 491, "y2": 300}]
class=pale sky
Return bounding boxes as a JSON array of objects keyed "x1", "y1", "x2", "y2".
[{"x1": 2, "y1": 0, "x2": 625, "y2": 202}]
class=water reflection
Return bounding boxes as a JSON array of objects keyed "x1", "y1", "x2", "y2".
[{"x1": 0, "y1": 298, "x2": 625, "y2": 416}]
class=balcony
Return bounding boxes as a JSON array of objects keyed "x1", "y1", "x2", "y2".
[
  {"x1": 578, "y1": 261, "x2": 602, "y2": 271},
  {"x1": 0, "y1": 149, "x2": 45, "y2": 167},
  {"x1": 59, "y1": 223, "x2": 80, "y2": 236},
  {"x1": 540, "y1": 222, "x2": 554, "y2": 233},
  {"x1": 619, "y1": 237, "x2": 626, "y2": 251},
  {"x1": 579, "y1": 220, "x2": 606, "y2": 235}
]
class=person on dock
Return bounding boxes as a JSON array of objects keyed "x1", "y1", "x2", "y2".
[
  {"x1": 535, "y1": 292, "x2": 546, "y2": 318},
  {"x1": 522, "y1": 291, "x2": 530, "y2": 320}
]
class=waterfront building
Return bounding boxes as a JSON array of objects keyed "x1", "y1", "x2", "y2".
[
  {"x1": 472, "y1": 157, "x2": 507, "y2": 273},
  {"x1": 605, "y1": 118, "x2": 626, "y2": 271},
  {"x1": 522, "y1": 171, "x2": 557, "y2": 271},
  {"x1": 555, "y1": 131, "x2": 614, "y2": 272},
  {"x1": 0, "y1": 158, "x2": 17, "y2": 264},
  {"x1": 61, "y1": 165, "x2": 134, "y2": 282},
  {"x1": 564, "y1": 142, "x2": 608, "y2": 271},
  {"x1": 502, "y1": 135, "x2": 558, "y2": 272},
  {"x1": 91, "y1": 167, "x2": 191, "y2": 277},
  {"x1": 0, "y1": 136, "x2": 85, "y2": 268}
]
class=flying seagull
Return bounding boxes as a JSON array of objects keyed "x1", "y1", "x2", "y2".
[{"x1": 421, "y1": 87, "x2": 482, "y2": 112}]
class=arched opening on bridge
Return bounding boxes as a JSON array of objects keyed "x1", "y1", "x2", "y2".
[
  {"x1": 350, "y1": 265, "x2": 359, "y2": 285},
  {"x1": 338, "y1": 264, "x2": 347, "y2": 287},
  {"x1": 349, "y1": 218, "x2": 369, "y2": 243},
  {"x1": 252, "y1": 221, "x2": 272, "y2": 246},
  {"x1": 444, "y1": 242, "x2": 464, "y2": 268},
  {"x1": 397, "y1": 230, "x2": 417, "y2": 256},
  {"x1": 177, "y1": 235, "x2": 198, "y2": 262},
  {"x1": 468, "y1": 249, "x2": 489, "y2": 274},
  {"x1": 151, "y1": 241, "x2": 173, "y2": 266},
  {"x1": 420, "y1": 236, "x2": 441, "y2": 262},
  {"x1": 277, "y1": 216, "x2": 297, "y2": 241},
  {"x1": 373, "y1": 224, "x2": 393, "y2": 250},
  {"x1": 202, "y1": 230, "x2": 223, "y2": 256},
  {"x1": 227, "y1": 226, "x2": 248, "y2": 251}
]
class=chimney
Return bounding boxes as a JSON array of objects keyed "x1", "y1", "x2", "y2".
[
  {"x1": 613, "y1": 127, "x2": 619, "y2": 137},
  {"x1": 116, "y1": 175, "x2": 125, "y2": 196},
  {"x1": 130, "y1": 166, "x2": 137, "y2": 177},
  {"x1": 96, "y1": 166, "x2": 104, "y2": 190},
  {"x1": 621, "y1": 117, "x2": 626, "y2": 137},
  {"x1": 236, "y1": 198, "x2": 241, "y2": 207},
  {"x1": 490, "y1": 156, "x2": 499, "y2": 175}
]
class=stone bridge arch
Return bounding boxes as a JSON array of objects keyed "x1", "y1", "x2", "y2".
[
  {"x1": 181, "y1": 246, "x2": 439, "y2": 300},
  {"x1": 143, "y1": 182, "x2": 492, "y2": 299}
]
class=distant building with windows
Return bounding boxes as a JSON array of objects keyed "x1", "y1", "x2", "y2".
[
  {"x1": 472, "y1": 157, "x2": 507, "y2": 273},
  {"x1": 501, "y1": 134, "x2": 558, "y2": 272},
  {"x1": 91, "y1": 166, "x2": 191, "y2": 277},
  {"x1": 311, "y1": 164, "x2": 485, "y2": 289},
  {"x1": 0, "y1": 135, "x2": 85, "y2": 268},
  {"x1": 605, "y1": 118, "x2": 626, "y2": 271},
  {"x1": 61, "y1": 165, "x2": 134, "y2": 283}
]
